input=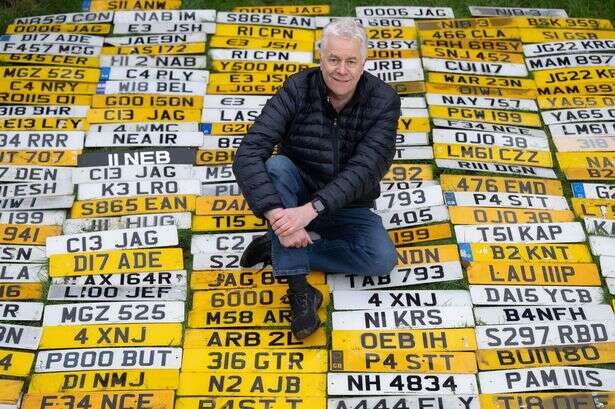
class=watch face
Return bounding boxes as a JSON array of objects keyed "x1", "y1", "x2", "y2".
[{"x1": 313, "y1": 199, "x2": 325, "y2": 213}]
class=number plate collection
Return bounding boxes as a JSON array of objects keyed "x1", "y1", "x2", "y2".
[{"x1": 3, "y1": 3, "x2": 614, "y2": 409}]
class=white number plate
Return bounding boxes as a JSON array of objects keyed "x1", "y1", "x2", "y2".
[
  {"x1": 332, "y1": 306, "x2": 474, "y2": 330},
  {"x1": 470, "y1": 285, "x2": 604, "y2": 306},
  {"x1": 201, "y1": 108, "x2": 262, "y2": 123},
  {"x1": 43, "y1": 301, "x2": 185, "y2": 325},
  {"x1": 365, "y1": 59, "x2": 424, "y2": 83},
  {"x1": 112, "y1": 10, "x2": 216, "y2": 24},
  {"x1": 527, "y1": 53, "x2": 615, "y2": 71},
  {"x1": 549, "y1": 121, "x2": 615, "y2": 137},
  {"x1": 435, "y1": 159, "x2": 557, "y2": 179},
  {"x1": 327, "y1": 373, "x2": 477, "y2": 396},
  {"x1": 0, "y1": 181, "x2": 74, "y2": 199},
  {"x1": 432, "y1": 128, "x2": 548, "y2": 150},
  {"x1": 113, "y1": 22, "x2": 216, "y2": 34},
  {"x1": 600, "y1": 256, "x2": 615, "y2": 277},
  {"x1": 209, "y1": 49, "x2": 313, "y2": 63},
  {"x1": 473, "y1": 305, "x2": 615, "y2": 325},
  {"x1": 0, "y1": 210, "x2": 65, "y2": 226},
  {"x1": 433, "y1": 119, "x2": 547, "y2": 138},
  {"x1": 13, "y1": 11, "x2": 113, "y2": 24},
  {"x1": 478, "y1": 367, "x2": 615, "y2": 393},
  {"x1": 192, "y1": 165, "x2": 235, "y2": 183},
  {"x1": 99, "y1": 55, "x2": 207, "y2": 68},
  {"x1": 0, "y1": 302, "x2": 43, "y2": 321},
  {"x1": 35, "y1": 347, "x2": 182, "y2": 372},
  {"x1": 47, "y1": 285, "x2": 187, "y2": 301},
  {"x1": 0, "y1": 263, "x2": 47, "y2": 282},
  {"x1": 100, "y1": 66, "x2": 209, "y2": 82},
  {"x1": 86, "y1": 132, "x2": 204, "y2": 148},
  {"x1": 103, "y1": 33, "x2": 206, "y2": 47},
  {"x1": 523, "y1": 40, "x2": 615, "y2": 57},
  {"x1": 454, "y1": 222, "x2": 585, "y2": 243},
  {"x1": 96, "y1": 80, "x2": 207, "y2": 95},
  {"x1": 427, "y1": 94, "x2": 537, "y2": 112},
  {"x1": 77, "y1": 179, "x2": 200, "y2": 200},
  {"x1": 0, "y1": 245, "x2": 46, "y2": 263},
  {"x1": 46, "y1": 225, "x2": 178, "y2": 255},
  {"x1": 0, "y1": 131, "x2": 84, "y2": 151},
  {"x1": 52, "y1": 270, "x2": 186, "y2": 286},
  {"x1": 328, "y1": 262, "x2": 463, "y2": 290},
  {"x1": 333, "y1": 289, "x2": 471, "y2": 310},
  {"x1": 72, "y1": 164, "x2": 194, "y2": 183},
  {"x1": 469, "y1": 6, "x2": 567, "y2": 17},
  {"x1": 0, "y1": 106, "x2": 89, "y2": 118},
  {"x1": 0, "y1": 166, "x2": 73, "y2": 183},
  {"x1": 589, "y1": 235, "x2": 615, "y2": 256},
  {"x1": 201, "y1": 182, "x2": 241, "y2": 196},
  {"x1": 191, "y1": 232, "x2": 262, "y2": 254},
  {"x1": 355, "y1": 7, "x2": 454, "y2": 19},
  {"x1": 0, "y1": 323, "x2": 41, "y2": 350},
  {"x1": 380, "y1": 205, "x2": 450, "y2": 229},
  {"x1": 374, "y1": 185, "x2": 443, "y2": 211},
  {"x1": 444, "y1": 192, "x2": 569, "y2": 210},
  {"x1": 327, "y1": 397, "x2": 480, "y2": 409},
  {"x1": 0, "y1": 42, "x2": 100, "y2": 56},
  {"x1": 192, "y1": 252, "x2": 245, "y2": 270},
  {"x1": 542, "y1": 108, "x2": 615, "y2": 125},
  {"x1": 203, "y1": 95, "x2": 270, "y2": 109},
  {"x1": 423, "y1": 58, "x2": 528, "y2": 77},
  {"x1": 572, "y1": 183, "x2": 615, "y2": 199}
]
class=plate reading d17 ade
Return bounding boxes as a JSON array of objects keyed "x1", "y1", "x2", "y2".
[
  {"x1": 470, "y1": 285, "x2": 604, "y2": 306},
  {"x1": 474, "y1": 305, "x2": 615, "y2": 325},
  {"x1": 328, "y1": 397, "x2": 480, "y2": 409},
  {"x1": 479, "y1": 367, "x2": 615, "y2": 393},
  {"x1": 327, "y1": 262, "x2": 463, "y2": 290},
  {"x1": 436, "y1": 159, "x2": 557, "y2": 179},
  {"x1": 0, "y1": 323, "x2": 41, "y2": 349},
  {"x1": 22, "y1": 391, "x2": 175, "y2": 409},
  {"x1": 48, "y1": 248, "x2": 183, "y2": 277},
  {"x1": 40, "y1": 323, "x2": 183, "y2": 349},
  {"x1": 43, "y1": 301, "x2": 185, "y2": 325},
  {"x1": 330, "y1": 349, "x2": 477, "y2": 373},
  {"x1": 178, "y1": 372, "x2": 326, "y2": 397},
  {"x1": 476, "y1": 321, "x2": 615, "y2": 349},
  {"x1": 467, "y1": 261, "x2": 601, "y2": 286},
  {"x1": 459, "y1": 243, "x2": 593, "y2": 263},
  {"x1": 28, "y1": 369, "x2": 179, "y2": 393},
  {"x1": 454, "y1": 222, "x2": 585, "y2": 243},
  {"x1": 332, "y1": 306, "x2": 474, "y2": 330},
  {"x1": 46, "y1": 226, "x2": 178, "y2": 255},
  {"x1": 47, "y1": 285, "x2": 186, "y2": 301},
  {"x1": 35, "y1": 347, "x2": 182, "y2": 372},
  {"x1": 444, "y1": 192, "x2": 568, "y2": 210},
  {"x1": 182, "y1": 348, "x2": 327, "y2": 372},
  {"x1": 327, "y1": 372, "x2": 477, "y2": 395},
  {"x1": 184, "y1": 328, "x2": 327, "y2": 349},
  {"x1": 333, "y1": 290, "x2": 470, "y2": 310}
]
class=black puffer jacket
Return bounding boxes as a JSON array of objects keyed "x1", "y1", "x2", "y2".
[{"x1": 233, "y1": 67, "x2": 401, "y2": 217}]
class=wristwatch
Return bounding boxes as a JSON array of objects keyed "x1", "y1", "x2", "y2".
[{"x1": 311, "y1": 198, "x2": 326, "y2": 215}]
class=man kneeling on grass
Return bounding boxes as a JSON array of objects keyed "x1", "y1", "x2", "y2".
[{"x1": 232, "y1": 18, "x2": 400, "y2": 339}]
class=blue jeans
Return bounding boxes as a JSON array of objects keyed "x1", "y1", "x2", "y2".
[{"x1": 266, "y1": 155, "x2": 397, "y2": 277}]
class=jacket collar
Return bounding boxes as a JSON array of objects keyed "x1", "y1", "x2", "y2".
[{"x1": 316, "y1": 68, "x2": 367, "y2": 112}]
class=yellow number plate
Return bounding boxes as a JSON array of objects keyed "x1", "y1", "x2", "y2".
[
  {"x1": 71, "y1": 195, "x2": 196, "y2": 218},
  {"x1": 193, "y1": 214, "x2": 267, "y2": 232},
  {"x1": 188, "y1": 307, "x2": 326, "y2": 328},
  {"x1": 48, "y1": 248, "x2": 184, "y2": 277},
  {"x1": 332, "y1": 329, "x2": 477, "y2": 351},
  {"x1": 88, "y1": 0, "x2": 181, "y2": 10},
  {"x1": 416, "y1": 18, "x2": 515, "y2": 31},
  {"x1": 196, "y1": 149, "x2": 236, "y2": 165},
  {"x1": 0, "y1": 150, "x2": 79, "y2": 166},
  {"x1": 389, "y1": 223, "x2": 452, "y2": 246},
  {"x1": 421, "y1": 46, "x2": 524, "y2": 63},
  {"x1": 366, "y1": 27, "x2": 417, "y2": 40},
  {"x1": 92, "y1": 94, "x2": 203, "y2": 109},
  {"x1": 564, "y1": 167, "x2": 615, "y2": 181},
  {"x1": 558, "y1": 151, "x2": 614, "y2": 169},
  {"x1": 514, "y1": 17, "x2": 613, "y2": 30},
  {"x1": 467, "y1": 261, "x2": 601, "y2": 285},
  {"x1": 28, "y1": 369, "x2": 179, "y2": 393},
  {"x1": 209, "y1": 72, "x2": 290, "y2": 85},
  {"x1": 101, "y1": 43, "x2": 206, "y2": 56},
  {"x1": 182, "y1": 348, "x2": 327, "y2": 372},
  {"x1": 398, "y1": 117, "x2": 430, "y2": 132},
  {"x1": 216, "y1": 24, "x2": 314, "y2": 43},
  {"x1": 0, "y1": 93, "x2": 91, "y2": 106},
  {"x1": 389, "y1": 81, "x2": 426, "y2": 95},
  {"x1": 441, "y1": 174, "x2": 562, "y2": 195},
  {"x1": 211, "y1": 60, "x2": 315, "y2": 73},
  {"x1": 196, "y1": 195, "x2": 252, "y2": 216},
  {"x1": 203, "y1": 122, "x2": 252, "y2": 135},
  {"x1": 22, "y1": 391, "x2": 174, "y2": 409},
  {"x1": 0, "y1": 349, "x2": 34, "y2": 377},
  {"x1": 571, "y1": 198, "x2": 615, "y2": 219},
  {"x1": 40, "y1": 323, "x2": 183, "y2": 349},
  {"x1": 367, "y1": 49, "x2": 419, "y2": 60},
  {"x1": 183, "y1": 329, "x2": 327, "y2": 349},
  {"x1": 177, "y1": 397, "x2": 325, "y2": 409},
  {"x1": 331, "y1": 349, "x2": 476, "y2": 373},
  {"x1": 537, "y1": 95, "x2": 615, "y2": 109},
  {"x1": 430, "y1": 107, "x2": 542, "y2": 127},
  {"x1": 207, "y1": 83, "x2": 281, "y2": 95},
  {"x1": 421, "y1": 38, "x2": 523, "y2": 53},
  {"x1": 5, "y1": 23, "x2": 111, "y2": 34},
  {"x1": 427, "y1": 72, "x2": 536, "y2": 89},
  {"x1": 0, "y1": 224, "x2": 61, "y2": 245},
  {"x1": 419, "y1": 28, "x2": 520, "y2": 41},
  {"x1": 449, "y1": 207, "x2": 575, "y2": 225},
  {"x1": 0, "y1": 118, "x2": 86, "y2": 131},
  {"x1": 520, "y1": 28, "x2": 615, "y2": 42},
  {"x1": 0, "y1": 54, "x2": 99, "y2": 68},
  {"x1": 534, "y1": 67, "x2": 615, "y2": 85},
  {"x1": 0, "y1": 283, "x2": 42, "y2": 300},
  {"x1": 0, "y1": 66, "x2": 99, "y2": 82},
  {"x1": 87, "y1": 108, "x2": 201, "y2": 123},
  {"x1": 397, "y1": 244, "x2": 459, "y2": 265},
  {"x1": 477, "y1": 343, "x2": 615, "y2": 370},
  {"x1": 480, "y1": 393, "x2": 615, "y2": 409},
  {"x1": 426, "y1": 82, "x2": 535, "y2": 98},
  {"x1": 461, "y1": 243, "x2": 593, "y2": 263},
  {"x1": 190, "y1": 270, "x2": 325, "y2": 290},
  {"x1": 434, "y1": 143, "x2": 552, "y2": 167},
  {"x1": 191, "y1": 285, "x2": 330, "y2": 310},
  {"x1": 0, "y1": 80, "x2": 95, "y2": 94},
  {"x1": 383, "y1": 164, "x2": 433, "y2": 181},
  {"x1": 537, "y1": 81, "x2": 615, "y2": 97},
  {"x1": 232, "y1": 5, "x2": 330, "y2": 15},
  {"x1": 177, "y1": 372, "x2": 326, "y2": 396},
  {"x1": 0, "y1": 379, "x2": 23, "y2": 403},
  {"x1": 210, "y1": 36, "x2": 313, "y2": 52}
]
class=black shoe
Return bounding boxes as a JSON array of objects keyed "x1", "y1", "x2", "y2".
[
  {"x1": 240, "y1": 233, "x2": 272, "y2": 268},
  {"x1": 288, "y1": 285, "x2": 323, "y2": 339}
]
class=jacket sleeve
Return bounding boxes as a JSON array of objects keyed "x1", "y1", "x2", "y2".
[
  {"x1": 314, "y1": 91, "x2": 401, "y2": 214},
  {"x1": 232, "y1": 78, "x2": 298, "y2": 218}
]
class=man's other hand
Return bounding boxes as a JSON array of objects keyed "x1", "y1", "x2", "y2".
[
  {"x1": 279, "y1": 228, "x2": 313, "y2": 248},
  {"x1": 269, "y1": 203, "x2": 318, "y2": 237}
]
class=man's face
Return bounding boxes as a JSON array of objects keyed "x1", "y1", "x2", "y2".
[{"x1": 320, "y1": 35, "x2": 365, "y2": 100}]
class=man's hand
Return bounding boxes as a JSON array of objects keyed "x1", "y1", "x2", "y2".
[
  {"x1": 269, "y1": 203, "x2": 318, "y2": 237},
  {"x1": 279, "y1": 228, "x2": 312, "y2": 248}
]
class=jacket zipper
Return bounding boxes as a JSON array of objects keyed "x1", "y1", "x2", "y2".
[{"x1": 332, "y1": 116, "x2": 339, "y2": 176}]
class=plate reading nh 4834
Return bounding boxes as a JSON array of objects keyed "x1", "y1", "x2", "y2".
[
  {"x1": 327, "y1": 372, "x2": 477, "y2": 395},
  {"x1": 35, "y1": 347, "x2": 182, "y2": 372}
]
